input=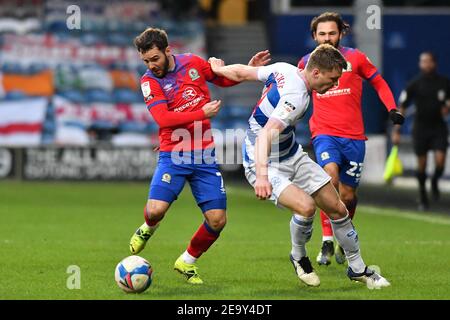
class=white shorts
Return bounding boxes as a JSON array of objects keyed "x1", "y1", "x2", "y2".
[{"x1": 244, "y1": 148, "x2": 331, "y2": 207}]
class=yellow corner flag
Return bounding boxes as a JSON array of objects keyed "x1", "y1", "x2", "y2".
[{"x1": 383, "y1": 146, "x2": 403, "y2": 184}]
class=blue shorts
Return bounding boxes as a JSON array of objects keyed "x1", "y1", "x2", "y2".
[
  {"x1": 149, "y1": 149, "x2": 227, "y2": 213},
  {"x1": 312, "y1": 135, "x2": 366, "y2": 188}
]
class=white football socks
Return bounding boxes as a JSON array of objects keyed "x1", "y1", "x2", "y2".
[
  {"x1": 290, "y1": 214, "x2": 314, "y2": 261},
  {"x1": 330, "y1": 214, "x2": 365, "y2": 273},
  {"x1": 182, "y1": 250, "x2": 197, "y2": 264}
]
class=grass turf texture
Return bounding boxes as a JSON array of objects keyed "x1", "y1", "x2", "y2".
[{"x1": 0, "y1": 181, "x2": 449, "y2": 300}]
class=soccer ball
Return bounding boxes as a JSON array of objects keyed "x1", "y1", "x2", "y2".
[{"x1": 115, "y1": 255, "x2": 153, "y2": 293}]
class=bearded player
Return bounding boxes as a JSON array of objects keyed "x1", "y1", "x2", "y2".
[
  {"x1": 297, "y1": 12, "x2": 404, "y2": 265},
  {"x1": 129, "y1": 27, "x2": 270, "y2": 284}
]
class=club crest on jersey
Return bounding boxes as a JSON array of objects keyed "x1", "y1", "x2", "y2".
[
  {"x1": 321, "y1": 152, "x2": 330, "y2": 161},
  {"x1": 162, "y1": 173, "x2": 171, "y2": 183},
  {"x1": 189, "y1": 68, "x2": 200, "y2": 81}
]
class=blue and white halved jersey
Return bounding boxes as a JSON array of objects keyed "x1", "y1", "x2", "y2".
[{"x1": 243, "y1": 62, "x2": 311, "y2": 164}]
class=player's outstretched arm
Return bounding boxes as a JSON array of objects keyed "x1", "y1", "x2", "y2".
[{"x1": 209, "y1": 57, "x2": 259, "y2": 82}]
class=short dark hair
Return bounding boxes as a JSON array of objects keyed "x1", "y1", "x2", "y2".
[
  {"x1": 306, "y1": 43, "x2": 347, "y2": 72},
  {"x1": 134, "y1": 27, "x2": 169, "y2": 53},
  {"x1": 310, "y1": 12, "x2": 350, "y2": 38}
]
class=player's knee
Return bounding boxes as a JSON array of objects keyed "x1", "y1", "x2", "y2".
[
  {"x1": 206, "y1": 213, "x2": 227, "y2": 231},
  {"x1": 294, "y1": 199, "x2": 316, "y2": 217},
  {"x1": 335, "y1": 200, "x2": 349, "y2": 218},
  {"x1": 146, "y1": 201, "x2": 167, "y2": 221},
  {"x1": 326, "y1": 200, "x2": 348, "y2": 220}
]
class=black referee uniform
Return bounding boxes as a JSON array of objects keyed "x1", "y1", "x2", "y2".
[
  {"x1": 400, "y1": 73, "x2": 449, "y2": 155},
  {"x1": 399, "y1": 70, "x2": 450, "y2": 209}
]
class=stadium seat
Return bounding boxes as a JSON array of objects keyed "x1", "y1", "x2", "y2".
[
  {"x1": 4, "y1": 90, "x2": 27, "y2": 100},
  {"x1": 136, "y1": 64, "x2": 148, "y2": 77},
  {"x1": 113, "y1": 88, "x2": 141, "y2": 104},
  {"x1": 61, "y1": 120, "x2": 87, "y2": 130},
  {"x1": 224, "y1": 119, "x2": 248, "y2": 130},
  {"x1": 106, "y1": 33, "x2": 130, "y2": 46},
  {"x1": 118, "y1": 121, "x2": 148, "y2": 134},
  {"x1": 145, "y1": 122, "x2": 159, "y2": 134},
  {"x1": 1, "y1": 62, "x2": 24, "y2": 74},
  {"x1": 227, "y1": 105, "x2": 253, "y2": 118},
  {"x1": 90, "y1": 120, "x2": 116, "y2": 131},
  {"x1": 58, "y1": 89, "x2": 85, "y2": 104},
  {"x1": 79, "y1": 65, "x2": 113, "y2": 92},
  {"x1": 54, "y1": 64, "x2": 82, "y2": 91},
  {"x1": 27, "y1": 63, "x2": 49, "y2": 74},
  {"x1": 85, "y1": 88, "x2": 113, "y2": 103},
  {"x1": 210, "y1": 119, "x2": 228, "y2": 131},
  {"x1": 45, "y1": 20, "x2": 69, "y2": 33},
  {"x1": 80, "y1": 33, "x2": 101, "y2": 46}
]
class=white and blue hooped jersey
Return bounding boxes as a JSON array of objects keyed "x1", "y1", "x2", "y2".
[{"x1": 243, "y1": 62, "x2": 311, "y2": 164}]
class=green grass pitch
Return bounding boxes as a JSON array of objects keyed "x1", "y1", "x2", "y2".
[{"x1": 0, "y1": 181, "x2": 449, "y2": 300}]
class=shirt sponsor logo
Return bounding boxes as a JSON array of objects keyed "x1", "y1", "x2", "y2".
[
  {"x1": 274, "y1": 72, "x2": 285, "y2": 88},
  {"x1": 174, "y1": 96, "x2": 205, "y2": 112},
  {"x1": 316, "y1": 88, "x2": 351, "y2": 98},
  {"x1": 189, "y1": 68, "x2": 200, "y2": 81},
  {"x1": 182, "y1": 87, "x2": 197, "y2": 101}
]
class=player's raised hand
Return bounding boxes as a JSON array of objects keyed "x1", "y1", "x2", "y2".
[
  {"x1": 208, "y1": 57, "x2": 225, "y2": 74},
  {"x1": 248, "y1": 50, "x2": 271, "y2": 67},
  {"x1": 202, "y1": 99, "x2": 221, "y2": 118},
  {"x1": 254, "y1": 176, "x2": 272, "y2": 200},
  {"x1": 389, "y1": 109, "x2": 405, "y2": 125}
]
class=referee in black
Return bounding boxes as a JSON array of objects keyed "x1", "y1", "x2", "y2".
[{"x1": 392, "y1": 51, "x2": 450, "y2": 210}]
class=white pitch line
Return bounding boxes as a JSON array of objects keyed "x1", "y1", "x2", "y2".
[{"x1": 361, "y1": 206, "x2": 450, "y2": 226}]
